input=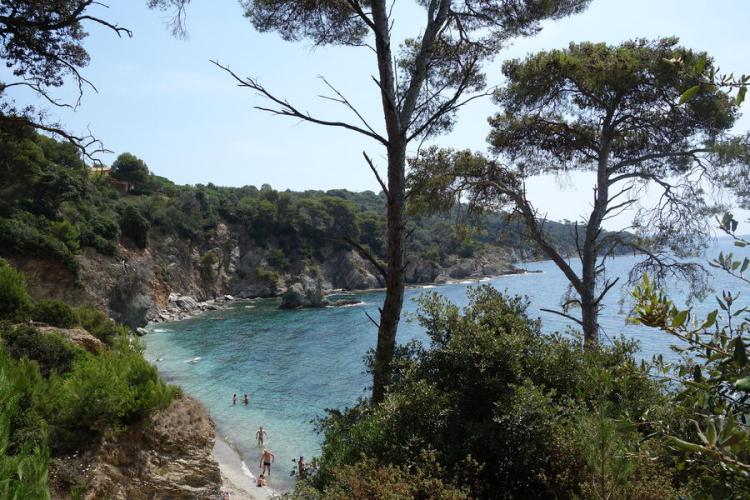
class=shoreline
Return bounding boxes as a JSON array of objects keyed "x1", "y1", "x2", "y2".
[
  {"x1": 145, "y1": 267, "x2": 545, "y2": 328},
  {"x1": 213, "y1": 434, "x2": 280, "y2": 499}
]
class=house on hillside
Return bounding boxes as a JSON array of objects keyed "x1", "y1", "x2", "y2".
[{"x1": 90, "y1": 166, "x2": 131, "y2": 194}]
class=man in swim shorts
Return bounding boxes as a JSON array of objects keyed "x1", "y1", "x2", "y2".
[{"x1": 260, "y1": 448, "x2": 274, "y2": 477}]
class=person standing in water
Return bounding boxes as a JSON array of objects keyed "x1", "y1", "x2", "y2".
[
  {"x1": 297, "y1": 456, "x2": 306, "y2": 479},
  {"x1": 243, "y1": 394, "x2": 249, "y2": 405},
  {"x1": 256, "y1": 426, "x2": 267, "y2": 447},
  {"x1": 232, "y1": 394, "x2": 237, "y2": 405},
  {"x1": 260, "y1": 448, "x2": 274, "y2": 477}
]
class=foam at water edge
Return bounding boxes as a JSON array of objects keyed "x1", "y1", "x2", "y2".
[
  {"x1": 241, "y1": 460, "x2": 256, "y2": 480},
  {"x1": 241, "y1": 460, "x2": 278, "y2": 495}
]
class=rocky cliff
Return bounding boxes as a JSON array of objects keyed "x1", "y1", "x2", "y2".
[
  {"x1": 49, "y1": 394, "x2": 221, "y2": 500},
  {"x1": 10, "y1": 222, "x2": 518, "y2": 327}
]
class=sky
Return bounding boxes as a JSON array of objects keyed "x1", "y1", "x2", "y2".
[{"x1": 7, "y1": 0, "x2": 750, "y2": 230}]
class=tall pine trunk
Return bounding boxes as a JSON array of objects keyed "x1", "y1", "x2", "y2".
[{"x1": 372, "y1": 143, "x2": 406, "y2": 403}]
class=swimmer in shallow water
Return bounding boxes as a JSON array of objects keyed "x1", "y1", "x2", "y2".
[{"x1": 256, "y1": 426, "x2": 267, "y2": 447}]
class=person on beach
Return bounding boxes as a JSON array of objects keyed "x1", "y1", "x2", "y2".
[
  {"x1": 232, "y1": 393, "x2": 237, "y2": 405},
  {"x1": 256, "y1": 474, "x2": 267, "y2": 487},
  {"x1": 297, "y1": 456, "x2": 306, "y2": 479},
  {"x1": 256, "y1": 426, "x2": 267, "y2": 447},
  {"x1": 243, "y1": 394, "x2": 249, "y2": 405},
  {"x1": 260, "y1": 448, "x2": 274, "y2": 477}
]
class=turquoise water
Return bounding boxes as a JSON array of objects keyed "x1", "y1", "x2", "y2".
[{"x1": 143, "y1": 239, "x2": 749, "y2": 491}]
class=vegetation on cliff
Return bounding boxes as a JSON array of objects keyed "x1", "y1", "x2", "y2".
[
  {"x1": 0, "y1": 259, "x2": 177, "y2": 498},
  {"x1": 0, "y1": 128, "x2": 599, "y2": 288}
]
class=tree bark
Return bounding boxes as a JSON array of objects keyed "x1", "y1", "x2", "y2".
[
  {"x1": 372, "y1": 142, "x2": 407, "y2": 403},
  {"x1": 580, "y1": 126, "x2": 613, "y2": 347}
]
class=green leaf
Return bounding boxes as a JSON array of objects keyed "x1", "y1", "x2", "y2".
[
  {"x1": 737, "y1": 85, "x2": 747, "y2": 106},
  {"x1": 673, "y1": 309, "x2": 689, "y2": 328},
  {"x1": 679, "y1": 85, "x2": 701, "y2": 104},
  {"x1": 720, "y1": 431, "x2": 745, "y2": 449},
  {"x1": 702, "y1": 310, "x2": 718, "y2": 329},
  {"x1": 666, "y1": 436, "x2": 707, "y2": 453},
  {"x1": 706, "y1": 419, "x2": 717, "y2": 446},
  {"x1": 694, "y1": 55, "x2": 708, "y2": 75},
  {"x1": 735, "y1": 376, "x2": 750, "y2": 392},
  {"x1": 693, "y1": 420, "x2": 709, "y2": 444},
  {"x1": 734, "y1": 338, "x2": 748, "y2": 367}
]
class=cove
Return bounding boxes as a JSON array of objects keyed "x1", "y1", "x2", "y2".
[{"x1": 143, "y1": 241, "x2": 749, "y2": 492}]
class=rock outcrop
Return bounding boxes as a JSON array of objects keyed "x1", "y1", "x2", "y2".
[
  {"x1": 280, "y1": 277, "x2": 327, "y2": 309},
  {"x1": 49, "y1": 395, "x2": 222, "y2": 499},
  {"x1": 9, "y1": 222, "x2": 519, "y2": 327},
  {"x1": 37, "y1": 326, "x2": 105, "y2": 353}
]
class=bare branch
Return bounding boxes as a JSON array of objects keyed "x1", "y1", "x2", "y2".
[
  {"x1": 318, "y1": 76, "x2": 381, "y2": 138},
  {"x1": 363, "y1": 152, "x2": 390, "y2": 200},
  {"x1": 540, "y1": 308, "x2": 584, "y2": 326},
  {"x1": 343, "y1": 236, "x2": 388, "y2": 280},
  {"x1": 211, "y1": 60, "x2": 389, "y2": 145}
]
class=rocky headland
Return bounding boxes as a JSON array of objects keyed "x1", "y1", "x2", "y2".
[{"x1": 9, "y1": 224, "x2": 521, "y2": 327}]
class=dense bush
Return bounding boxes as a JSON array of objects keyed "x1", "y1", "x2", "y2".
[
  {"x1": 120, "y1": 205, "x2": 150, "y2": 249},
  {"x1": 0, "y1": 259, "x2": 32, "y2": 321},
  {"x1": 76, "y1": 305, "x2": 127, "y2": 345},
  {"x1": 292, "y1": 455, "x2": 469, "y2": 500},
  {"x1": 0, "y1": 268, "x2": 177, "y2": 487},
  {"x1": 1, "y1": 325, "x2": 82, "y2": 376},
  {"x1": 31, "y1": 300, "x2": 78, "y2": 328},
  {"x1": 306, "y1": 286, "x2": 678, "y2": 498},
  {"x1": 40, "y1": 337, "x2": 177, "y2": 451},
  {"x1": 0, "y1": 357, "x2": 50, "y2": 500},
  {"x1": 199, "y1": 251, "x2": 219, "y2": 281},
  {"x1": 2, "y1": 334, "x2": 178, "y2": 456}
]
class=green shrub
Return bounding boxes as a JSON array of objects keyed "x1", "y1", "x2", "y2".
[
  {"x1": 42, "y1": 338, "x2": 177, "y2": 452},
  {"x1": 199, "y1": 251, "x2": 219, "y2": 281},
  {"x1": 120, "y1": 205, "x2": 150, "y2": 249},
  {"x1": 255, "y1": 266, "x2": 279, "y2": 283},
  {"x1": 31, "y1": 300, "x2": 78, "y2": 328},
  {"x1": 75, "y1": 306, "x2": 125, "y2": 346},
  {"x1": 0, "y1": 361, "x2": 50, "y2": 500},
  {"x1": 0, "y1": 259, "x2": 32, "y2": 321},
  {"x1": 266, "y1": 247, "x2": 287, "y2": 269},
  {"x1": 1, "y1": 325, "x2": 81, "y2": 376},
  {"x1": 292, "y1": 455, "x2": 469, "y2": 500},
  {"x1": 309, "y1": 286, "x2": 675, "y2": 498},
  {"x1": 0, "y1": 216, "x2": 78, "y2": 271}
]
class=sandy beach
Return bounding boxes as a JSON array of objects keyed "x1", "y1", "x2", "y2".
[{"x1": 213, "y1": 435, "x2": 280, "y2": 500}]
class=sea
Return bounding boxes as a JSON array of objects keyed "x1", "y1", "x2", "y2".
[{"x1": 143, "y1": 237, "x2": 750, "y2": 492}]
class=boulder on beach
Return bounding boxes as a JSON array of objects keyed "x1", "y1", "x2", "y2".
[{"x1": 279, "y1": 277, "x2": 328, "y2": 309}]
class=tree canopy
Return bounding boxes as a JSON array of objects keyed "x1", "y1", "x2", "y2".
[
  {"x1": 111, "y1": 153, "x2": 150, "y2": 189},
  {"x1": 221, "y1": 0, "x2": 591, "y2": 403},
  {"x1": 410, "y1": 38, "x2": 750, "y2": 344}
]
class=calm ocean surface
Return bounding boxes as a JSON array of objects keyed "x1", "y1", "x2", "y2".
[{"x1": 143, "y1": 238, "x2": 749, "y2": 491}]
